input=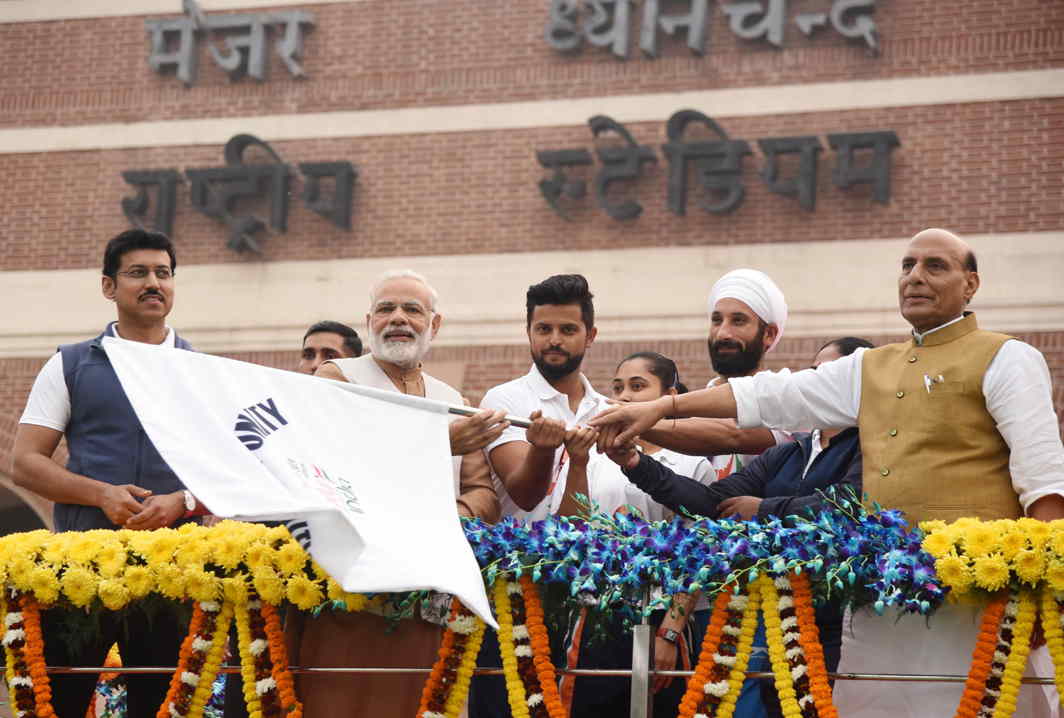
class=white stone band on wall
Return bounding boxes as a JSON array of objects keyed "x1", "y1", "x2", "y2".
[{"x1": 0, "y1": 232, "x2": 1061, "y2": 357}]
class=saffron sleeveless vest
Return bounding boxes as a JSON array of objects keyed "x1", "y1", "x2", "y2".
[{"x1": 858, "y1": 313, "x2": 1018, "y2": 525}]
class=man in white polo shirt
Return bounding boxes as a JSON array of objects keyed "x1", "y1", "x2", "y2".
[{"x1": 470, "y1": 273, "x2": 647, "y2": 718}]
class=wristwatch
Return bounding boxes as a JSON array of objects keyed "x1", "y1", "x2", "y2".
[
  {"x1": 181, "y1": 490, "x2": 196, "y2": 517},
  {"x1": 657, "y1": 627, "x2": 680, "y2": 644}
]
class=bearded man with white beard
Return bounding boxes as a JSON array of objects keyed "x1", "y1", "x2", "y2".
[{"x1": 288, "y1": 270, "x2": 503, "y2": 718}]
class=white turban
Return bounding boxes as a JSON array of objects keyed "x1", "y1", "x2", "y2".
[{"x1": 708, "y1": 268, "x2": 788, "y2": 352}]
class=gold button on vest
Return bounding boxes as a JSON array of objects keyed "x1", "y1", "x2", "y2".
[{"x1": 858, "y1": 314, "x2": 1018, "y2": 525}]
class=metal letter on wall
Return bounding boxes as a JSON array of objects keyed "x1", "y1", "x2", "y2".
[
  {"x1": 721, "y1": 0, "x2": 788, "y2": 48},
  {"x1": 545, "y1": 0, "x2": 584, "y2": 52},
  {"x1": 758, "y1": 136, "x2": 823, "y2": 211},
  {"x1": 590, "y1": 116, "x2": 658, "y2": 220},
  {"x1": 584, "y1": 0, "x2": 633, "y2": 59},
  {"x1": 299, "y1": 161, "x2": 358, "y2": 229},
  {"x1": 145, "y1": 2, "x2": 315, "y2": 86},
  {"x1": 121, "y1": 170, "x2": 183, "y2": 237},
  {"x1": 662, "y1": 109, "x2": 750, "y2": 215},
  {"x1": 537, "y1": 149, "x2": 594, "y2": 220},
  {"x1": 827, "y1": 131, "x2": 900, "y2": 204},
  {"x1": 185, "y1": 134, "x2": 290, "y2": 253},
  {"x1": 640, "y1": 0, "x2": 709, "y2": 57}
]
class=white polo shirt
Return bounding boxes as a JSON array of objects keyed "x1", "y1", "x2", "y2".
[{"x1": 480, "y1": 364, "x2": 649, "y2": 522}]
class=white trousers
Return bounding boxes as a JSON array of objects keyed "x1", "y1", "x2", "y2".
[{"x1": 833, "y1": 605, "x2": 1060, "y2": 718}]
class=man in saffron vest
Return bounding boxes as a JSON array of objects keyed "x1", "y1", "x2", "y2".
[
  {"x1": 11, "y1": 229, "x2": 205, "y2": 718},
  {"x1": 292, "y1": 269, "x2": 503, "y2": 718},
  {"x1": 591, "y1": 228, "x2": 1064, "y2": 717}
]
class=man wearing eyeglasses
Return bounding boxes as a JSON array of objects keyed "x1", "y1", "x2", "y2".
[{"x1": 11, "y1": 228, "x2": 204, "y2": 717}]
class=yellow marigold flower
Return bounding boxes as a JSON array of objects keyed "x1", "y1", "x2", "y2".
[
  {"x1": 972, "y1": 554, "x2": 1011, "y2": 592},
  {"x1": 223, "y1": 577, "x2": 250, "y2": 605},
  {"x1": 124, "y1": 565, "x2": 153, "y2": 599},
  {"x1": 146, "y1": 531, "x2": 180, "y2": 566},
  {"x1": 920, "y1": 520, "x2": 947, "y2": 532},
  {"x1": 275, "y1": 542, "x2": 308, "y2": 577},
  {"x1": 1000, "y1": 530, "x2": 1027, "y2": 560},
  {"x1": 1049, "y1": 529, "x2": 1064, "y2": 558},
  {"x1": 9, "y1": 556, "x2": 35, "y2": 585},
  {"x1": 60, "y1": 565, "x2": 98, "y2": 608},
  {"x1": 1046, "y1": 561, "x2": 1064, "y2": 592},
  {"x1": 177, "y1": 521, "x2": 206, "y2": 537},
  {"x1": 185, "y1": 569, "x2": 220, "y2": 602},
  {"x1": 952, "y1": 518, "x2": 980, "y2": 530},
  {"x1": 95, "y1": 542, "x2": 128, "y2": 578},
  {"x1": 963, "y1": 524, "x2": 1000, "y2": 557},
  {"x1": 67, "y1": 533, "x2": 101, "y2": 564},
  {"x1": 210, "y1": 536, "x2": 245, "y2": 571},
  {"x1": 1014, "y1": 549, "x2": 1046, "y2": 586},
  {"x1": 28, "y1": 567, "x2": 60, "y2": 605},
  {"x1": 935, "y1": 553, "x2": 973, "y2": 592},
  {"x1": 155, "y1": 564, "x2": 187, "y2": 600},
  {"x1": 265, "y1": 525, "x2": 292, "y2": 544},
  {"x1": 1019, "y1": 518, "x2": 1053, "y2": 548},
  {"x1": 922, "y1": 530, "x2": 958, "y2": 559},
  {"x1": 42, "y1": 533, "x2": 74, "y2": 565},
  {"x1": 98, "y1": 578, "x2": 131, "y2": 610},
  {"x1": 175, "y1": 540, "x2": 210, "y2": 569},
  {"x1": 244, "y1": 542, "x2": 273, "y2": 571},
  {"x1": 252, "y1": 567, "x2": 285, "y2": 605},
  {"x1": 327, "y1": 578, "x2": 344, "y2": 601},
  {"x1": 286, "y1": 576, "x2": 324, "y2": 610}
]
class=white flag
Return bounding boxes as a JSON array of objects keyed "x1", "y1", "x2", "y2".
[{"x1": 103, "y1": 337, "x2": 495, "y2": 627}]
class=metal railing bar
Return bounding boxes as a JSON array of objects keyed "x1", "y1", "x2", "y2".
[{"x1": 41, "y1": 666, "x2": 1057, "y2": 684}]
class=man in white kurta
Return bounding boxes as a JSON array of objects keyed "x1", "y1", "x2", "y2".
[{"x1": 592, "y1": 229, "x2": 1064, "y2": 717}]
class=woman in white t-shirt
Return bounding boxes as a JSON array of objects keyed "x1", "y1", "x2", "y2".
[{"x1": 610, "y1": 352, "x2": 723, "y2": 716}]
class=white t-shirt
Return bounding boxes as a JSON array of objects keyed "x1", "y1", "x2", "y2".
[
  {"x1": 20, "y1": 324, "x2": 177, "y2": 432},
  {"x1": 705, "y1": 375, "x2": 791, "y2": 480},
  {"x1": 480, "y1": 365, "x2": 648, "y2": 522}
]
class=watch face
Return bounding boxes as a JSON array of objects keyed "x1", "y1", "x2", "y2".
[{"x1": 184, "y1": 491, "x2": 195, "y2": 511}]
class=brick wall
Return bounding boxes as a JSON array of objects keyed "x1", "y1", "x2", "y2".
[
  {"x1": 0, "y1": 1, "x2": 1062, "y2": 127},
  {"x1": 1, "y1": 98, "x2": 1061, "y2": 271},
  {"x1": 3, "y1": 330, "x2": 1062, "y2": 473}
]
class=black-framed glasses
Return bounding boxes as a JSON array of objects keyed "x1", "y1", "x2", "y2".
[{"x1": 117, "y1": 267, "x2": 173, "y2": 280}]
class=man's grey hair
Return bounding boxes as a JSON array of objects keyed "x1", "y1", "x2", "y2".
[{"x1": 369, "y1": 269, "x2": 440, "y2": 312}]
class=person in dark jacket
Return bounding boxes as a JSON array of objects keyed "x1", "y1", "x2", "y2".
[
  {"x1": 12, "y1": 229, "x2": 205, "y2": 718},
  {"x1": 603, "y1": 337, "x2": 873, "y2": 715}
]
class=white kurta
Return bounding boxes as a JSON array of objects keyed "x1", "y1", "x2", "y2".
[{"x1": 728, "y1": 318, "x2": 1064, "y2": 717}]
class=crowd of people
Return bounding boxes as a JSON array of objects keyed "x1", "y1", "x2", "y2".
[{"x1": 9, "y1": 226, "x2": 1064, "y2": 717}]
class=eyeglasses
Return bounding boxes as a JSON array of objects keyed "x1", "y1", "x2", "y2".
[{"x1": 117, "y1": 267, "x2": 173, "y2": 280}]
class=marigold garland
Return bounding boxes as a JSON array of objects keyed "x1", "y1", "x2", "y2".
[
  {"x1": 3, "y1": 591, "x2": 41, "y2": 718},
  {"x1": 773, "y1": 576, "x2": 817, "y2": 718},
  {"x1": 1039, "y1": 587, "x2": 1064, "y2": 702},
  {"x1": 506, "y1": 579, "x2": 549, "y2": 718},
  {"x1": 790, "y1": 573, "x2": 838, "y2": 718},
  {"x1": 443, "y1": 603, "x2": 487, "y2": 717},
  {"x1": 953, "y1": 593, "x2": 1008, "y2": 718},
  {"x1": 716, "y1": 580, "x2": 762, "y2": 718},
  {"x1": 156, "y1": 601, "x2": 209, "y2": 718},
  {"x1": 18, "y1": 593, "x2": 56, "y2": 718},
  {"x1": 494, "y1": 578, "x2": 531, "y2": 718},
  {"x1": 979, "y1": 594, "x2": 1019, "y2": 718},
  {"x1": 519, "y1": 575, "x2": 566, "y2": 718},
  {"x1": 760, "y1": 575, "x2": 803, "y2": 718},
  {"x1": 234, "y1": 599, "x2": 265, "y2": 718},
  {"x1": 189, "y1": 602, "x2": 234, "y2": 716},
  {"x1": 262, "y1": 601, "x2": 302, "y2": 718},
  {"x1": 991, "y1": 591, "x2": 1036, "y2": 718},
  {"x1": 678, "y1": 589, "x2": 734, "y2": 718},
  {"x1": 417, "y1": 614, "x2": 455, "y2": 718}
]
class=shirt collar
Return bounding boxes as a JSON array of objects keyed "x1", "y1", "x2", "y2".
[
  {"x1": 107, "y1": 321, "x2": 175, "y2": 347},
  {"x1": 525, "y1": 364, "x2": 600, "y2": 406},
  {"x1": 911, "y1": 313, "x2": 967, "y2": 346}
]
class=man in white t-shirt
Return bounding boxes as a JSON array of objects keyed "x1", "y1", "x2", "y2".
[
  {"x1": 470, "y1": 273, "x2": 650, "y2": 718},
  {"x1": 11, "y1": 229, "x2": 204, "y2": 718}
]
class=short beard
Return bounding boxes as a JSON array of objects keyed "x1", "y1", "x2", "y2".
[
  {"x1": 369, "y1": 328, "x2": 432, "y2": 369},
  {"x1": 533, "y1": 350, "x2": 584, "y2": 382},
  {"x1": 708, "y1": 324, "x2": 766, "y2": 378}
]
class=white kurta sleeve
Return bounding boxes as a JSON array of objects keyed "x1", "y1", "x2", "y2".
[
  {"x1": 982, "y1": 340, "x2": 1064, "y2": 512},
  {"x1": 731, "y1": 350, "x2": 865, "y2": 432},
  {"x1": 18, "y1": 352, "x2": 70, "y2": 432}
]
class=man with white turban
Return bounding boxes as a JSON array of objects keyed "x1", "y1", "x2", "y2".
[{"x1": 635, "y1": 268, "x2": 794, "y2": 718}]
